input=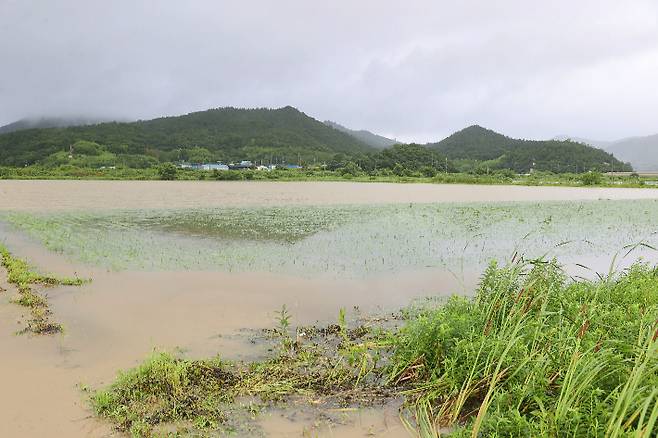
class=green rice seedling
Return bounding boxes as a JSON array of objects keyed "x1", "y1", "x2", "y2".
[{"x1": 6, "y1": 199, "x2": 658, "y2": 277}]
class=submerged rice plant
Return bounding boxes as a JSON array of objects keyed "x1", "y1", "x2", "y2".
[{"x1": 3, "y1": 199, "x2": 658, "y2": 277}]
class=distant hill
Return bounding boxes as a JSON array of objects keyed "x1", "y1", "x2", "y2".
[
  {"x1": 0, "y1": 107, "x2": 374, "y2": 167},
  {"x1": 324, "y1": 120, "x2": 398, "y2": 149},
  {"x1": 0, "y1": 116, "x2": 105, "y2": 134},
  {"x1": 428, "y1": 125, "x2": 631, "y2": 173},
  {"x1": 605, "y1": 135, "x2": 658, "y2": 171},
  {"x1": 558, "y1": 134, "x2": 658, "y2": 172},
  {"x1": 552, "y1": 135, "x2": 614, "y2": 150}
]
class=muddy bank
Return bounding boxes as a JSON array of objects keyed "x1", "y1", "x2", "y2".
[{"x1": 2, "y1": 180, "x2": 658, "y2": 211}]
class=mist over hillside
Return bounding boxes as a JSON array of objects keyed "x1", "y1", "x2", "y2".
[
  {"x1": 324, "y1": 120, "x2": 398, "y2": 149},
  {"x1": 0, "y1": 116, "x2": 107, "y2": 134},
  {"x1": 557, "y1": 134, "x2": 658, "y2": 171}
]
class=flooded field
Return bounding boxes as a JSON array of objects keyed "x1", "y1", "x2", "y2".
[
  {"x1": 3, "y1": 180, "x2": 658, "y2": 211},
  {"x1": 2, "y1": 181, "x2": 658, "y2": 437}
]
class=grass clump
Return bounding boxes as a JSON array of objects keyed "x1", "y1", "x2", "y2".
[
  {"x1": 0, "y1": 243, "x2": 86, "y2": 334},
  {"x1": 91, "y1": 313, "x2": 393, "y2": 436},
  {"x1": 391, "y1": 260, "x2": 658, "y2": 437},
  {"x1": 92, "y1": 353, "x2": 237, "y2": 435}
]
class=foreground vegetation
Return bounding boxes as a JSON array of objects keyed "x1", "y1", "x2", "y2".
[
  {"x1": 92, "y1": 259, "x2": 658, "y2": 436},
  {"x1": 0, "y1": 163, "x2": 654, "y2": 189},
  {"x1": 0, "y1": 243, "x2": 85, "y2": 333}
]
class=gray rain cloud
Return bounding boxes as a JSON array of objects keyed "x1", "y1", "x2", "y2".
[{"x1": 1, "y1": 0, "x2": 657, "y2": 142}]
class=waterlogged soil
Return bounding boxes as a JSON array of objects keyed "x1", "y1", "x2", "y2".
[{"x1": 2, "y1": 181, "x2": 658, "y2": 437}]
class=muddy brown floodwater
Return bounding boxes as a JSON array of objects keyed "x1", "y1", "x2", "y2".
[
  {"x1": 2, "y1": 181, "x2": 658, "y2": 437},
  {"x1": 3, "y1": 180, "x2": 658, "y2": 210}
]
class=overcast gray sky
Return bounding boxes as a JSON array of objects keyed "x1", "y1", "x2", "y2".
[{"x1": 1, "y1": 0, "x2": 657, "y2": 142}]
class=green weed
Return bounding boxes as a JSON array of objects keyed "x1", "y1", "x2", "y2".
[
  {"x1": 91, "y1": 309, "x2": 394, "y2": 437},
  {"x1": 0, "y1": 243, "x2": 87, "y2": 334},
  {"x1": 391, "y1": 260, "x2": 658, "y2": 436}
]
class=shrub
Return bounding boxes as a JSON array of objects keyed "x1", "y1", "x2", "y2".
[
  {"x1": 339, "y1": 161, "x2": 362, "y2": 177},
  {"x1": 419, "y1": 166, "x2": 437, "y2": 177},
  {"x1": 579, "y1": 171, "x2": 602, "y2": 186},
  {"x1": 213, "y1": 170, "x2": 242, "y2": 181},
  {"x1": 157, "y1": 163, "x2": 177, "y2": 180}
]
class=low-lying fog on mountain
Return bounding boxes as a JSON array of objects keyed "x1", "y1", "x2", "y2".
[{"x1": 558, "y1": 134, "x2": 658, "y2": 172}]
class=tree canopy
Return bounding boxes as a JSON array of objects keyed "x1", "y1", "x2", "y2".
[
  {"x1": 0, "y1": 111, "x2": 631, "y2": 174},
  {"x1": 429, "y1": 125, "x2": 631, "y2": 173},
  {"x1": 0, "y1": 106, "x2": 373, "y2": 167}
]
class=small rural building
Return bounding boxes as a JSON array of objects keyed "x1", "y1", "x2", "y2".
[
  {"x1": 229, "y1": 161, "x2": 254, "y2": 170},
  {"x1": 180, "y1": 162, "x2": 229, "y2": 171},
  {"x1": 202, "y1": 163, "x2": 229, "y2": 171}
]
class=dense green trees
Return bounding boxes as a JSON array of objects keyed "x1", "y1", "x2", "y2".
[
  {"x1": 373, "y1": 143, "x2": 454, "y2": 173},
  {"x1": 323, "y1": 144, "x2": 454, "y2": 175},
  {"x1": 0, "y1": 107, "x2": 373, "y2": 167},
  {"x1": 430, "y1": 125, "x2": 631, "y2": 173},
  {"x1": 0, "y1": 110, "x2": 631, "y2": 174},
  {"x1": 157, "y1": 163, "x2": 177, "y2": 180},
  {"x1": 183, "y1": 147, "x2": 214, "y2": 163}
]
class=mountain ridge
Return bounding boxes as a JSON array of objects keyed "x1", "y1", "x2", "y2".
[
  {"x1": 428, "y1": 125, "x2": 631, "y2": 173},
  {"x1": 323, "y1": 120, "x2": 398, "y2": 149},
  {"x1": 0, "y1": 116, "x2": 108, "y2": 134},
  {"x1": 556, "y1": 134, "x2": 658, "y2": 171},
  {"x1": 0, "y1": 106, "x2": 374, "y2": 166},
  {"x1": 0, "y1": 108, "x2": 635, "y2": 173}
]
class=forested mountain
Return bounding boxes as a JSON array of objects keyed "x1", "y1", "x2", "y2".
[
  {"x1": 0, "y1": 107, "x2": 373, "y2": 166},
  {"x1": 0, "y1": 116, "x2": 105, "y2": 134},
  {"x1": 429, "y1": 125, "x2": 631, "y2": 173},
  {"x1": 0, "y1": 108, "x2": 634, "y2": 174},
  {"x1": 324, "y1": 120, "x2": 398, "y2": 149}
]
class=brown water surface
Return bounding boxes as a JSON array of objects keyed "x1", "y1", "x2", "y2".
[
  {"x1": 2, "y1": 180, "x2": 658, "y2": 211},
  {"x1": 0, "y1": 221, "x2": 472, "y2": 437},
  {"x1": 1, "y1": 180, "x2": 654, "y2": 437}
]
